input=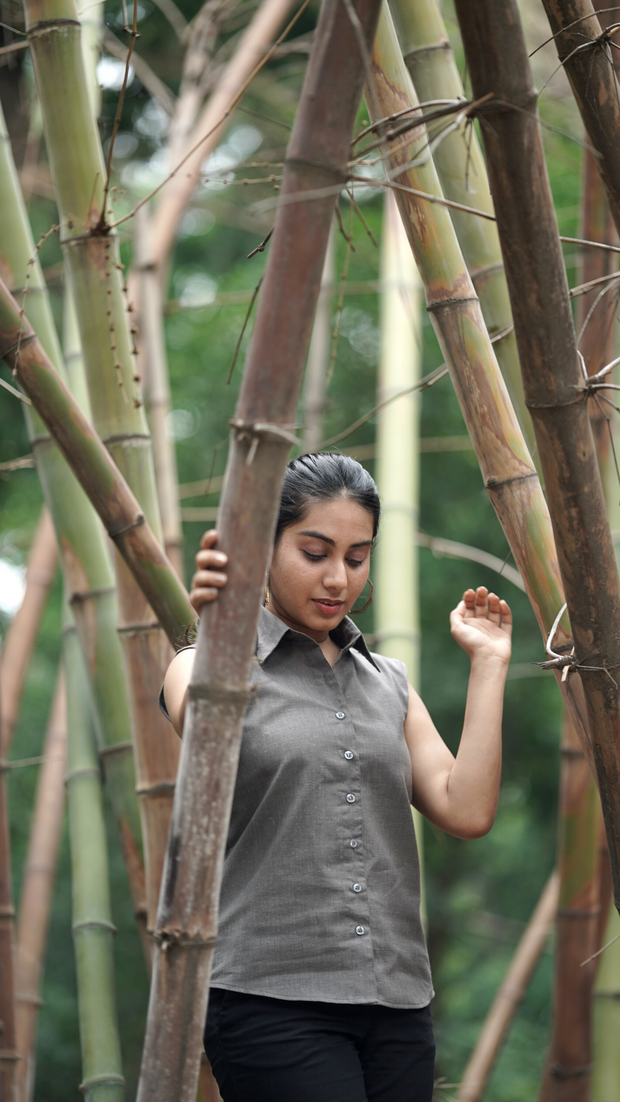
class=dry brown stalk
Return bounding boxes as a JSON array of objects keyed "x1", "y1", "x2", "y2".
[
  {"x1": 15, "y1": 673, "x2": 66, "y2": 1102},
  {"x1": 454, "y1": 0, "x2": 620, "y2": 909},
  {"x1": 0, "y1": 698, "x2": 18, "y2": 1102},
  {"x1": 134, "y1": 207, "x2": 184, "y2": 577},
  {"x1": 0, "y1": 508, "x2": 56, "y2": 756},
  {"x1": 148, "y1": 0, "x2": 296, "y2": 270},
  {"x1": 136, "y1": 0, "x2": 382, "y2": 1097},
  {"x1": 456, "y1": 871, "x2": 559, "y2": 1102},
  {"x1": 540, "y1": 0, "x2": 620, "y2": 242}
]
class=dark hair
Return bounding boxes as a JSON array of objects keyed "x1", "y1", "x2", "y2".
[{"x1": 275, "y1": 453, "x2": 381, "y2": 544}]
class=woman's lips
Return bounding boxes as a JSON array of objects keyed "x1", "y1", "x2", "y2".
[{"x1": 312, "y1": 599, "x2": 344, "y2": 615}]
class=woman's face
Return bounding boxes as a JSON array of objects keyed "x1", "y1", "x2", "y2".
[{"x1": 268, "y1": 496, "x2": 374, "y2": 641}]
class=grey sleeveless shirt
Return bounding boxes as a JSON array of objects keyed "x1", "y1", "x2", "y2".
[{"x1": 161, "y1": 606, "x2": 433, "y2": 1009}]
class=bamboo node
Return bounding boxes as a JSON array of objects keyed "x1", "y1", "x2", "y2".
[
  {"x1": 550, "y1": 1063, "x2": 592, "y2": 1079},
  {"x1": 136, "y1": 781, "x2": 176, "y2": 798},
  {"x1": 154, "y1": 930, "x2": 217, "y2": 950},
  {"x1": 108, "y1": 513, "x2": 145, "y2": 539},
  {"x1": 557, "y1": 907, "x2": 601, "y2": 918},
  {"x1": 72, "y1": 919, "x2": 117, "y2": 936},
  {"x1": 69, "y1": 585, "x2": 116, "y2": 605},
  {"x1": 79, "y1": 1074, "x2": 126, "y2": 1093},
  {"x1": 98, "y1": 741, "x2": 134, "y2": 759},
  {"x1": 188, "y1": 684, "x2": 252, "y2": 706},
  {"x1": 403, "y1": 41, "x2": 452, "y2": 64},
  {"x1": 229, "y1": 418, "x2": 301, "y2": 465},
  {"x1": 0, "y1": 331, "x2": 37, "y2": 360}
]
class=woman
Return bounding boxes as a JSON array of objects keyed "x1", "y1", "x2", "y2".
[{"x1": 162, "y1": 452, "x2": 512, "y2": 1102}]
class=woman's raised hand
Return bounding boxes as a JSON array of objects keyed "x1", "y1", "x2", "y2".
[
  {"x1": 189, "y1": 529, "x2": 228, "y2": 615},
  {"x1": 449, "y1": 586, "x2": 512, "y2": 666}
]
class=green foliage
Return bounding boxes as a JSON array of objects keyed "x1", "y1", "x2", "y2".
[{"x1": 0, "y1": 0, "x2": 591, "y2": 1096}]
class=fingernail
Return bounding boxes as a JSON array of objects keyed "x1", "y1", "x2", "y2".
[{"x1": 216, "y1": 553, "x2": 227, "y2": 563}]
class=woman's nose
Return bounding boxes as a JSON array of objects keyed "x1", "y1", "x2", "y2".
[{"x1": 324, "y1": 560, "x2": 348, "y2": 590}]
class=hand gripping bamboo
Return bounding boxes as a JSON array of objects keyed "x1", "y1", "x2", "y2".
[{"x1": 135, "y1": 1, "x2": 383, "y2": 1098}]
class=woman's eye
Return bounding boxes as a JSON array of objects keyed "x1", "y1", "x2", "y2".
[
  {"x1": 347, "y1": 559, "x2": 366, "y2": 568},
  {"x1": 303, "y1": 551, "x2": 325, "y2": 562}
]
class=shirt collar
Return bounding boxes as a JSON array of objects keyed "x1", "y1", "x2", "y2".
[{"x1": 256, "y1": 605, "x2": 380, "y2": 671}]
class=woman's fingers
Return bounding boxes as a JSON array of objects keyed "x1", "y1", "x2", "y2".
[
  {"x1": 460, "y1": 586, "x2": 512, "y2": 628},
  {"x1": 190, "y1": 530, "x2": 229, "y2": 614}
]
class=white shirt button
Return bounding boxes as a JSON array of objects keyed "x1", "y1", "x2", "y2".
[
  {"x1": 346, "y1": 793, "x2": 356, "y2": 803},
  {"x1": 344, "y1": 750, "x2": 354, "y2": 760},
  {"x1": 353, "y1": 883, "x2": 362, "y2": 893},
  {"x1": 355, "y1": 925, "x2": 365, "y2": 936},
  {"x1": 349, "y1": 839, "x2": 358, "y2": 848},
  {"x1": 336, "y1": 712, "x2": 346, "y2": 720}
]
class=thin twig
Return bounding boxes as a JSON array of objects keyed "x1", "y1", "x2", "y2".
[
  {"x1": 0, "y1": 378, "x2": 31, "y2": 404},
  {"x1": 318, "y1": 365, "x2": 449, "y2": 449},
  {"x1": 247, "y1": 227, "x2": 273, "y2": 258},
  {"x1": 226, "y1": 275, "x2": 263, "y2": 383},
  {"x1": 100, "y1": 3, "x2": 140, "y2": 223},
  {"x1": 581, "y1": 930, "x2": 620, "y2": 966}
]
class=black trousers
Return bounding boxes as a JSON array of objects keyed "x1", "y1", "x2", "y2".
[{"x1": 204, "y1": 988, "x2": 435, "y2": 1102}]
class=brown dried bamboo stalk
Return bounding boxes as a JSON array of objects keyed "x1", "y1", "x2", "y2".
[
  {"x1": 149, "y1": 0, "x2": 295, "y2": 270},
  {"x1": 134, "y1": 207, "x2": 183, "y2": 577},
  {"x1": 0, "y1": 509, "x2": 56, "y2": 756},
  {"x1": 0, "y1": 279, "x2": 195, "y2": 648},
  {"x1": 367, "y1": 7, "x2": 593, "y2": 762},
  {"x1": 456, "y1": 871, "x2": 559, "y2": 1102},
  {"x1": 15, "y1": 673, "x2": 66, "y2": 1102},
  {"x1": 453, "y1": 0, "x2": 620, "y2": 905},
  {"x1": 0, "y1": 702, "x2": 18, "y2": 1102},
  {"x1": 136, "y1": 1, "x2": 382, "y2": 1097},
  {"x1": 540, "y1": 0, "x2": 620, "y2": 243}
]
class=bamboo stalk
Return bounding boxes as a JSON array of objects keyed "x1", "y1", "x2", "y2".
[
  {"x1": 0, "y1": 281, "x2": 194, "y2": 645},
  {"x1": 134, "y1": 206, "x2": 184, "y2": 577},
  {"x1": 456, "y1": 871, "x2": 559, "y2": 1102},
  {"x1": 0, "y1": 509, "x2": 56, "y2": 757},
  {"x1": 539, "y1": 0, "x2": 620, "y2": 243},
  {"x1": 375, "y1": 190, "x2": 426, "y2": 923},
  {"x1": 0, "y1": 687, "x2": 18, "y2": 1102},
  {"x1": 454, "y1": 0, "x2": 620, "y2": 909},
  {"x1": 0, "y1": 100, "x2": 148, "y2": 932},
  {"x1": 23, "y1": 0, "x2": 187, "y2": 933},
  {"x1": 136, "y1": 2, "x2": 382, "y2": 1097},
  {"x1": 15, "y1": 673, "x2": 67, "y2": 1102},
  {"x1": 388, "y1": 0, "x2": 535, "y2": 454},
  {"x1": 302, "y1": 222, "x2": 334, "y2": 453},
  {"x1": 538, "y1": 718, "x2": 601, "y2": 1101},
  {"x1": 148, "y1": 0, "x2": 296, "y2": 272},
  {"x1": 592, "y1": 904, "x2": 620, "y2": 1099},
  {"x1": 63, "y1": 609, "x2": 125, "y2": 1102},
  {"x1": 367, "y1": 6, "x2": 593, "y2": 761}
]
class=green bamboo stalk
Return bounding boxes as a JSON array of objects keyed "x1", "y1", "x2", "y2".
[
  {"x1": 387, "y1": 0, "x2": 535, "y2": 454},
  {"x1": 302, "y1": 224, "x2": 334, "y2": 453},
  {"x1": 592, "y1": 906, "x2": 620, "y2": 1100},
  {"x1": 0, "y1": 701, "x2": 18, "y2": 1102},
  {"x1": 0, "y1": 280, "x2": 194, "y2": 644},
  {"x1": 0, "y1": 100, "x2": 148, "y2": 933},
  {"x1": 63, "y1": 606, "x2": 125, "y2": 1102},
  {"x1": 375, "y1": 190, "x2": 426, "y2": 925},
  {"x1": 23, "y1": 0, "x2": 183, "y2": 932},
  {"x1": 366, "y1": 4, "x2": 592, "y2": 759}
]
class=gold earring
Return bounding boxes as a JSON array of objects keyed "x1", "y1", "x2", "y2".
[
  {"x1": 264, "y1": 579, "x2": 270, "y2": 605},
  {"x1": 351, "y1": 579, "x2": 373, "y2": 615}
]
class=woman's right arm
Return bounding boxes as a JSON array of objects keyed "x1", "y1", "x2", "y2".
[{"x1": 164, "y1": 529, "x2": 228, "y2": 736}]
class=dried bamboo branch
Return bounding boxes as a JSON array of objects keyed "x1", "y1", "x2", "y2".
[
  {"x1": 540, "y1": 0, "x2": 620, "y2": 242},
  {"x1": 15, "y1": 672, "x2": 66, "y2": 1102},
  {"x1": 456, "y1": 871, "x2": 559, "y2": 1102},
  {"x1": 149, "y1": 0, "x2": 296, "y2": 270},
  {"x1": 0, "y1": 280, "x2": 195, "y2": 646},
  {"x1": 454, "y1": 0, "x2": 620, "y2": 905},
  {"x1": 367, "y1": 5, "x2": 593, "y2": 764},
  {"x1": 0, "y1": 508, "x2": 56, "y2": 756},
  {"x1": 102, "y1": 28, "x2": 176, "y2": 115},
  {"x1": 136, "y1": 1, "x2": 383, "y2": 1097}
]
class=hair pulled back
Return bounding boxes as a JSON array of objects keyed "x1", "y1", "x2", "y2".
[{"x1": 275, "y1": 453, "x2": 381, "y2": 544}]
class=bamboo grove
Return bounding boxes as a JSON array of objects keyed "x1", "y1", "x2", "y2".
[{"x1": 2, "y1": 0, "x2": 620, "y2": 1098}]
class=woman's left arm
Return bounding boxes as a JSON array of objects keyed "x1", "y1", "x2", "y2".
[{"x1": 404, "y1": 586, "x2": 512, "y2": 840}]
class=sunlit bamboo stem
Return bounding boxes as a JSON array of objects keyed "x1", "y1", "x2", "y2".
[
  {"x1": 0, "y1": 509, "x2": 56, "y2": 756},
  {"x1": 388, "y1": 0, "x2": 534, "y2": 453},
  {"x1": 15, "y1": 673, "x2": 67, "y2": 1102},
  {"x1": 367, "y1": 4, "x2": 592, "y2": 761},
  {"x1": 375, "y1": 190, "x2": 426, "y2": 923},
  {"x1": 136, "y1": 2, "x2": 382, "y2": 1097},
  {"x1": 302, "y1": 223, "x2": 334, "y2": 453},
  {"x1": 0, "y1": 703, "x2": 18, "y2": 1102}
]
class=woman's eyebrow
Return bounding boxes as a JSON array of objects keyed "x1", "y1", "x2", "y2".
[{"x1": 298, "y1": 530, "x2": 372, "y2": 549}]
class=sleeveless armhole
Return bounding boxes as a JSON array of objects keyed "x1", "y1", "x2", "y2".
[{"x1": 158, "y1": 644, "x2": 196, "y2": 722}]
